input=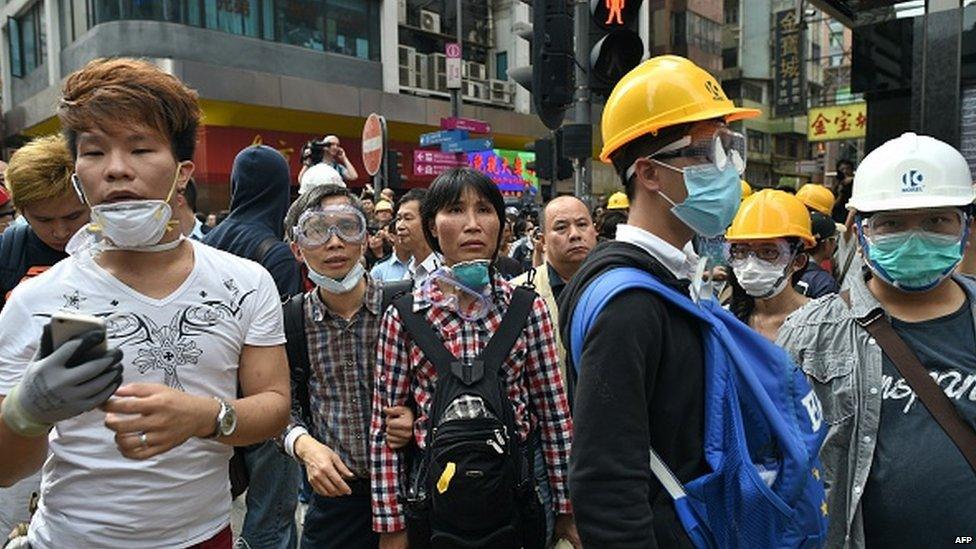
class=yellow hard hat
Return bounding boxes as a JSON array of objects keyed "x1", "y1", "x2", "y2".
[
  {"x1": 796, "y1": 184, "x2": 835, "y2": 215},
  {"x1": 599, "y1": 55, "x2": 761, "y2": 163},
  {"x1": 607, "y1": 191, "x2": 630, "y2": 210},
  {"x1": 375, "y1": 200, "x2": 393, "y2": 212},
  {"x1": 726, "y1": 189, "x2": 816, "y2": 249},
  {"x1": 740, "y1": 180, "x2": 753, "y2": 200}
]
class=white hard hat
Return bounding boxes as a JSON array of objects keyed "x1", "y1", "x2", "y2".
[
  {"x1": 299, "y1": 163, "x2": 345, "y2": 195},
  {"x1": 848, "y1": 132, "x2": 975, "y2": 212}
]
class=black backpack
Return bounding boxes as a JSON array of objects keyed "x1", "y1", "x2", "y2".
[{"x1": 394, "y1": 286, "x2": 544, "y2": 549}]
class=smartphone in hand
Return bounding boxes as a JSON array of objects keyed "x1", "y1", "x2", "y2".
[{"x1": 49, "y1": 312, "x2": 107, "y2": 354}]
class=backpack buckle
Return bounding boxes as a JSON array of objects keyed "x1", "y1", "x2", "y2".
[{"x1": 451, "y1": 360, "x2": 485, "y2": 385}]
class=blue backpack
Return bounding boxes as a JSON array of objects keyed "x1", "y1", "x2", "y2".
[{"x1": 569, "y1": 267, "x2": 828, "y2": 549}]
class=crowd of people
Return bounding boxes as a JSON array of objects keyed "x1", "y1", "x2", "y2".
[{"x1": 0, "y1": 52, "x2": 972, "y2": 549}]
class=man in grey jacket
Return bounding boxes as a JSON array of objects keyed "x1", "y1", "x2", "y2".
[{"x1": 777, "y1": 133, "x2": 976, "y2": 547}]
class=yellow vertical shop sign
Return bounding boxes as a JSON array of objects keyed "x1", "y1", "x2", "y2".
[{"x1": 807, "y1": 103, "x2": 867, "y2": 142}]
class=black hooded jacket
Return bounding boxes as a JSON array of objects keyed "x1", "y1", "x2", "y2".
[
  {"x1": 203, "y1": 145, "x2": 301, "y2": 298},
  {"x1": 558, "y1": 240, "x2": 707, "y2": 548}
]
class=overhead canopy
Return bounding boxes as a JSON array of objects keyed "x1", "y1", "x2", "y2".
[{"x1": 808, "y1": 0, "x2": 921, "y2": 28}]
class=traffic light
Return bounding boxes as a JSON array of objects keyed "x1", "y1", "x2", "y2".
[
  {"x1": 526, "y1": 135, "x2": 572, "y2": 182},
  {"x1": 509, "y1": 0, "x2": 576, "y2": 130},
  {"x1": 590, "y1": 0, "x2": 644, "y2": 98}
]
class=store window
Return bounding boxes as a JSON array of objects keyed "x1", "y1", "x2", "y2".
[
  {"x1": 722, "y1": 47, "x2": 737, "y2": 69},
  {"x1": 748, "y1": 131, "x2": 767, "y2": 154},
  {"x1": 63, "y1": 0, "x2": 379, "y2": 61},
  {"x1": 672, "y1": 11, "x2": 720, "y2": 55},
  {"x1": 742, "y1": 81, "x2": 764, "y2": 103},
  {"x1": 9, "y1": 1, "x2": 46, "y2": 78},
  {"x1": 205, "y1": 0, "x2": 261, "y2": 38}
]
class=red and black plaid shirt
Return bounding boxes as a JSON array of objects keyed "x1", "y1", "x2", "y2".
[{"x1": 369, "y1": 275, "x2": 573, "y2": 532}]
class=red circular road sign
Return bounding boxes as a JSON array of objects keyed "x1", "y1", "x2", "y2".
[{"x1": 362, "y1": 113, "x2": 386, "y2": 177}]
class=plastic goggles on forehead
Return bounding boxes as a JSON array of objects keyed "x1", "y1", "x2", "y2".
[
  {"x1": 294, "y1": 205, "x2": 366, "y2": 247},
  {"x1": 627, "y1": 126, "x2": 747, "y2": 180},
  {"x1": 859, "y1": 208, "x2": 967, "y2": 240}
]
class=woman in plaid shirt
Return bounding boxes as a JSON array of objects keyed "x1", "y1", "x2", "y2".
[{"x1": 369, "y1": 168, "x2": 578, "y2": 548}]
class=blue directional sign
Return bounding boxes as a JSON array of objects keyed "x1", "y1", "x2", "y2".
[
  {"x1": 441, "y1": 138, "x2": 494, "y2": 153},
  {"x1": 419, "y1": 130, "x2": 468, "y2": 147}
]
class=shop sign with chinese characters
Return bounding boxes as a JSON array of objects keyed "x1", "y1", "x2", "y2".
[
  {"x1": 773, "y1": 9, "x2": 805, "y2": 118},
  {"x1": 807, "y1": 103, "x2": 867, "y2": 142}
]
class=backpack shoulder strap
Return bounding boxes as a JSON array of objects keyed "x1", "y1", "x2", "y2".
[
  {"x1": 283, "y1": 293, "x2": 312, "y2": 428},
  {"x1": 381, "y1": 278, "x2": 414, "y2": 314},
  {"x1": 479, "y1": 286, "x2": 536, "y2": 372},
  {"x1": 252, "y1": 236, "x2": 280, "y2": 264},
  {"x1": 0, "y1": 224, "x2": 28, "y2": 274},
  {"x1": 569, "y1": 267, "x2": 705, "y2": 371},
  {"x1": 392, "y1": 293, "x2": 456, "y2": 381}
]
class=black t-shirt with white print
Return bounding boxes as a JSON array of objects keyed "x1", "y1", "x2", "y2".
[{"x1": 862, "y1": 298, "x2": 976, "y2": 546}]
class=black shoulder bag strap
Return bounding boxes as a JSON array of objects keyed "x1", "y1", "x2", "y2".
[
  {"x1": 251, "y1": 236, "x2": 280, "y2": 264},
  {"x1": 480, "y1": 287, "x2": 536, "y2": 373},
  {"x1": 840, "y1": 290, "x2": 976, "y2": 473},
  {"x1": 392, "y1": 287, "x2": 537, "y2": 424},
  {"x1": 283, "y1": 293, "x2": 312, "y2": 430},
  {"x1": 381, "y1": 279, "x2": 414, "y2": 315}
]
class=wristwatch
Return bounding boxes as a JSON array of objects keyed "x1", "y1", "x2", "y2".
[{"x1": 208, "y1": 397, "x2": 237, "y2": 439}]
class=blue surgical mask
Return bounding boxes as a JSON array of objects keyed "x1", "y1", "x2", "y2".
[
  {"x1": 861, "y1": 229, "x2": 964, "y2": 292},
  {"x1": 657, "y1": 161, "x2": 742, "y2": 237},
  {"x1": 451, "y1": 259, "x2": 491, "y2": 292}
]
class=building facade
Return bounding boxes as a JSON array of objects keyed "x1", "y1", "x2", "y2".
[{"x1": 0, "y1": 0, "x2": 550, "y2": 211}]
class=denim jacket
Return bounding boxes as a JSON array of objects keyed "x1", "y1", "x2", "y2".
[{"x1": 776, "y1": 270, "x2": 976, "y2": 548}]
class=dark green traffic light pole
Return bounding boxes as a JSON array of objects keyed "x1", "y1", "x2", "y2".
[{"x1": 573, "y1": 0, "x2": 592, "y2": 204}]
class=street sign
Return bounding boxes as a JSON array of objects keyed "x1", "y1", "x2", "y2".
[
  {"x1": 441, "y1": 138, "x2": 494, "y2": 153},
  {"x1": 441, "y1": 117, "x2": 492, "y2": 134},
  {"x1": 414, "y1": 149, "x2": 465, "y2": 165},
  {"x1": 446, "y1": 42, "x2": 462, "y2": 89},
  {"x1": 361, "y1": 113, "x2": 385, "y2": 176},
  {"x1": 807, "y1": 103, "x2": 867, "y2": 142},
  {"x1": 419, "y1": 129, "x2": 468, "y2": 147},
  {"x1": 414, "y1": 162, "x2": 465, "y2": 177}
]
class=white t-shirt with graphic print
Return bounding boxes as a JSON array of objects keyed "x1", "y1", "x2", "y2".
[{"x1": 0, "y1": 240, "x2": 286, "y2": 549}]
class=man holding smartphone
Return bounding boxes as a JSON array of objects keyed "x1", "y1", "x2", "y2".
[{"x1": 0, "y1": 58, "x2": 290, "y2": 548}]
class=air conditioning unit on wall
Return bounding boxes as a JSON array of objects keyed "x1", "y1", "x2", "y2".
[
  {"x1": 489, "y1": 79, "x2": 512, "y2": 104},
  {"x1": 463, "y1": 80, "x2": 488, "y2": 101},
  {"x1": 398, "y1": 45, "x2": 415, "y2": 68},
  {"x1": 411, "y1": 52, "x2": 429, "y2": 89},
  {"x1": 429, "y1": 52, "x2": 447, "y2": 74},
  {"x1": 464, "y1": 62, "x2": 487, "y2": 81},
  {"x1": 420, "y1": 9, "x2": 441, "y2": 34},
  {"x1": 399, "y1": 65, "x2": 414, "y2": 87}
]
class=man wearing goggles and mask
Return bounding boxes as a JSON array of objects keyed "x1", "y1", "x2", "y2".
[
  {"x1": 778, "y1": 133, "x2": 976, "y2": 547},
  {"x1": 559, "y1": 55, "x2": 761, "y2": 546},
  {"x1": 283, "y1": 184, "x2": 413, "y2": 549}
]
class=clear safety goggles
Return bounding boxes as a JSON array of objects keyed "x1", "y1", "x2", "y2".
[
  {"x1": 627, "y1": 125, "x2": 747, "y2": 180},
  {"x1": 726, "y1": 240, "x2": 795, "y2": 268},
  {"x1": 425, "y1": 268, "x2": 492, "y2": 322},
  {"x1": 859, "y1": 208, "x2": 967, "y2": 241},
  {"x1": 293, "y1": 205, "x2": 367, "y2": 247}
]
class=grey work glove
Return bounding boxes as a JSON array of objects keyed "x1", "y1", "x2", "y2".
[{"x1": 2, "y1": 325, "x2": 123, "y2": 437}]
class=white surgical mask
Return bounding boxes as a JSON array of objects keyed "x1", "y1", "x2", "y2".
[
  {"x1": 72, "y1": 164, "x2": 185, "y2": 251},
  {"x1": 306, "y1": 260, "x2": 365, "y2": 294},
  {"x1": 733, "y1": 256, "x2": 792, "y2": 298}
]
